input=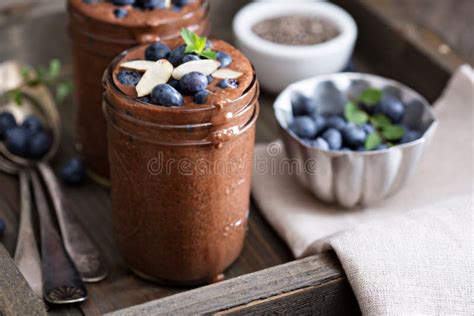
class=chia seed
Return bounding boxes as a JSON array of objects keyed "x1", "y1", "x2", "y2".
[{"x1": 252, "y1": 15, "x2": 339, "y2": 46}]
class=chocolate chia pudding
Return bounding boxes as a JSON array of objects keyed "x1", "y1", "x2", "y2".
[
  {"x1": 102, "y1": 31, "x2": 259, "y2": 285},
  {"x1": 68, "y1": 0, "x2": 210, "y2": 182}
]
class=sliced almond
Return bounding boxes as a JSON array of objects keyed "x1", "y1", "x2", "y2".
[
  {"x1": 136, "y1": 59, "x2": 173, "y2": 97},
  {"x1": 121, "y1": 60, "x2": 155, "y2": 72},
  {"x1": 211, "y1": 69, "x2": 243, "y2": 80},
  {"x1": 172, "y1": 60, "x2": 221, "y2": 80}
]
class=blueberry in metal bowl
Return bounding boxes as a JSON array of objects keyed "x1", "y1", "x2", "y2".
[{"x1": 274, "y1": 73, "x2": 438, "y2": 208}]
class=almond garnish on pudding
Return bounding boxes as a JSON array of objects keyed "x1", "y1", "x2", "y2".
[{"x1": 114, "y1": 28, "x2": 254, "y2": 108}]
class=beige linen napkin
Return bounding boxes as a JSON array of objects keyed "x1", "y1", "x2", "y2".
[{"x1": 252, "y1": 65, "x2": 474, "y2": 315}]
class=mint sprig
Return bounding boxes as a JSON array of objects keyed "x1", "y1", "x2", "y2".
[
  {"x1": 382, "y1": 125, "x2": 405, "y2": 141},
  {"x1": 346, "y1": 88, "x2": 406, "y2": 149},
  {"x1": 6, "y1": 59, "x2": 73, "y2": 105},
  {"x1": 180, "y1": 28, "x2": 217, "y2": 60},
  {"x1": 344, "y1": 101, "x2": 368, "y2": 125},
  {"x1": 365, "y1": 132, "x2": 382, "y2": 150},
  {"x1": 358, "y1": 88, "x2": 382, "y2": 106}
]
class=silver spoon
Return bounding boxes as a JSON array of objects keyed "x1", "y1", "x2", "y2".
[
  {"x1": 0, "y1": 94, "x2": 87, "y2": 304},
  {"x1": 0, "y1": 154, "x2": 43, "y2": 298},
  {"x1": 0, "y1": 87, "x2": 108, "y2": 283}
]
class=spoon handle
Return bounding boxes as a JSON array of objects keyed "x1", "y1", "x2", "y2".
[
  {"x1": 37, "y1": 163, "x2": 108, "y2": 283},
  {"x1": 30, "y1": 170, "x2": 88, "y2": 305},
  {"x1": 13, "y1": 171, "x2": 43, "y2": 298}
]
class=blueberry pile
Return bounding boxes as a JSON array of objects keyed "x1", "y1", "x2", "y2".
[
  {"x1": 82, "y1": 0, "x2": 191, "y2": 18},
  {"x1": 0, "y1": 112, "x2": 53, "y2": 159},
  {"x1": 288, "y1": 88, "x2": 422, "y2": 151},
  {"x1": 117, "y1": 40, "x2": 236, "y2": 107}
]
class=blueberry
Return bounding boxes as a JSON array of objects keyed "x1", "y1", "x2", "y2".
[
  {"x1": 376, "y1": 95, "x2": 405, "y2": 124},
  {"x1": 145, "y1": 42, "x2": 171, "y2": 61},
  {"x1": 342, "y1": 124, "x2": 367, "y2": 148},
  {"x1": 182, "y1": 54, "x2": 200, "y2": 63},
  {"x1": 321, "y1": 128, "x2": 342, "y2": 150},
  {"x1": 289, "y1": 116, "x2": 318, "y2": 139},
  {"x1": 206, "y1": 75, "x2": 214, "y2": 84},
  {"x1": 291, "y1": 92, "x2": 317, "y2": 116},
  {"x1": 151, "y1": 84, "x2": 184, "y2": 107},
  {"x1": 373, "y1": 143, "x2": 388, "y2": 150},
  {"x1": 325, "y1": 115, "x2": 346, "y2": 132},
  {"x1": 83, "y1": 0, "x2": 98, "y2": 3},
  {"x1": 172, "y1": 0, "x2": 189, "y2": 7},
  {"x1": 21, "y1": 115, "x2": 44, "y2": 134},
  {"x1": 179, "y1": 72, "x2": 208, "y2": 95},
  {"x1": 0, "y1": 218, "x2": 5, "y2": 237},
  {"x1": 117, "y1": 70, "x2": 141, "y2": 86},
  {"x1": 216, "y1": 51, "x2": 232, "y2": 68},
  {"x1": 194, "y1": 90, "x2": 209, "y2": 104},
  {"x1": 139, "y1": 96, "x2": 151, "y2": 103},
  {"x1": 110, "y1": 0, "x2": 135, "y2": 6},
  {"x1": 217, "y1": 79, "x2": 238, "y2": 89},
  {"x1": 60, "y1": 158, "x2": 87, "y2": 186},
  {"x1": 342, "y1": 60, "x2": 355, "y2": 72},
  {"x1": 0, "y1": 112, "x2": 16, "y2": 140},
  {"x1": 339, "y1": 147, "x2": 351, "y2": 151},
  {"x1": 310, "y1": 138, "x2": 330, "y2": 151},
  {"x1": 168, "y1": 44, "x2": 186, "y2": 66},
  {"x1": 168, "y1": 79, "x2": 179, "y2": 89},
  {"x1": 362, "y1": 123, "x2": 376, "y2": 135},
  {"x1": 28, "y1": 131, "x2": 52, "y2": 159},
  {"x1": 4, "y1": 127, "x2": 29, "y2": 157},
  {"x1": 113, "y1": 8, "x2": 128, "y2": 18},
  {"x1": 400, "y1": 129, "x2": 421, "y2": 144},
  {"x1": 313, "y1": 115, "x2": 327, "y2": 135},
  {"x1": 360, "y1": 102, "x2": 377, "y2": 115},
  {"x1": 135, "y1": 0, "x2": 166, "y2": 9}
]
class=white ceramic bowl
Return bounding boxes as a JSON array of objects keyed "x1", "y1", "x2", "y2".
[{"x1": 233, "y1": 2, "x2": 357, "y2": 93}]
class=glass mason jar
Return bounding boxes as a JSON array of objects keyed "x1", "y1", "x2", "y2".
[
  {"x1": 67, "y1": 0, "x2": 210, "y2": 183},
  {"x1": 102, "y1": 47, "x2": 260, "y2": 285}
]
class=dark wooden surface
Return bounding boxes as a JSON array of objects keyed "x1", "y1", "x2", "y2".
[
  {"x1": 0, "y1": 1, "x2": 296, "y2": 314},
  {"x1": 108, "y1": 252, "x2": 359, "y2": 316},
  {"x1": 0, "y1": 0, "x2": 466, "y2": 315}
]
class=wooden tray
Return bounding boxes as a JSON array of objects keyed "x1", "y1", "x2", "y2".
[{"x1": 0, "y1": 0, "x2": 468, "y2": 315}]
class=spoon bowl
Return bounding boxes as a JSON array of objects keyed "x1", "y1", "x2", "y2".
[{"x1": 0, "y1": 90, "x2": 60, "y2": 166}]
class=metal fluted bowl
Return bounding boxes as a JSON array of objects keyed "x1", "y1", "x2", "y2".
[{"x1": 274, "y1": 73, "x2": 438, "y2": 208}]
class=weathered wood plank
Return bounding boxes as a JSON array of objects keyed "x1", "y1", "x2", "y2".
[
  {"x1": 107, "y1": 252, "x2": 359, "y2": 315},
  {"x1": 0, "y1": 244, "x2": 47, "y2": 316}
]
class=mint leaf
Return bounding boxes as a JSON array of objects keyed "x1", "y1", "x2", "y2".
[
  {"x1": 56, "y1": 82, "x2": 73, "y2": 103},
  {"x1": 358, "y1": 88, "x2": 382, "y2": 106},
  {"x1": 200, "y1": 49, "x2": 217, "y2": 60},
  {"x1": 382, "y1": 125, "x2": 405, "y2": 141},
  {"x1": 20, "y1": 66, "x2": 31, "y2": 81},
  {"x1": 365, "y1": 132, "x2": 382, "y2": 150},
  {"x1": 48, "y1": 59, "x2": 61, "y2": 81},
  {"x1": 181, "y1": 28, "x2": 195, "y2": 50},
  {"x1": 180, "y1": 28, "x2": 217, "y2": 60},
  {"x1": 7, "y1": 89, "x2": 23, "y2": 106},
  {"x1": 345, "y1": 102, "x2": 369, "y2": 125},
  {"x1": 370, "y1": 114, "x2": 391, "y2": 129}
]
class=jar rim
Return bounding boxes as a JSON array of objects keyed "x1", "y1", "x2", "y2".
[
  {"x1": 103, "y1": 44, "x2": 258, "y2": 116},
  {"x1": 68, "y1": 0, "x2": 209, "y2": 30}
]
